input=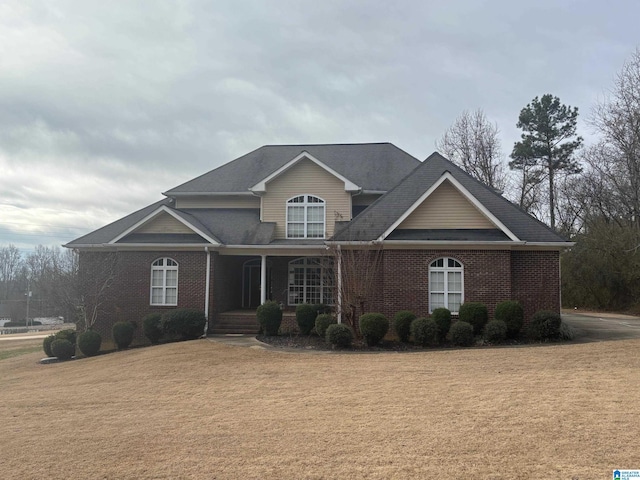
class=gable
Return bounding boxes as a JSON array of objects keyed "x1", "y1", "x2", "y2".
[
  {"x1": 134, "y1": 212, "x2": 195, "y2": 234},
  {"x1": 398, "y1": 180, "x2": 495, "y2": 230}
]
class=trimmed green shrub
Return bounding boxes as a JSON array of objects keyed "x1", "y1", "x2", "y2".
[
  {"x1": 143, "y1": 313, "x2": 163, "y2": 344},
  {"x1": 295, "y1": 304, "x2": 317, "y2": 335},
  {"x1": 559, "y1": 321, "x2": 576, "y2": 341},
  {"x1": 359, "y1": 313, "x2": 389, "y2": 346},
  {"x1": 314, "y1": 304, "x2": 332, "y2": 315},
  {"x1": 112, "y1": 321, "x2": 135, "y2": 350},
  {"x1": 162, "y1": 309, "x2": 207, "y2": 340},
  {"x1": 393, "y1": 310, "x2": 416, "y2": 343},
  {"x1": 55, "y1": 329, "x2": 77, "y2": 346},
  {"x1": 527, "y1": 310, "x2": 562, "y2": 341},
  {"x1": 256, "y1": 301, "x2": 282, "y2": 336},
  {"x1": 431, "y1": 308, "x2": 452, "y2": 342},
  {"x1": 51, "y1": 339, "x2": 75, "y2": 360},
  {"x1": 43, "y1": 334, "x2": 55, "y2": 357},
  {"x1": 449, "y1": 321, "x2": 474, "y2": 347},
  {"x1": 494, "y1": 300, "x2": 524, "y2": 338},
  {"x1": 325, "y1": 323, "x2": 353, "y2": 348},
  {"x1": 410, "y1": 317, "x2": 439, "y2": 347},
  {"x1": 77, "y1": 330, "x2": 102, "y2": 356},
  {"x1": 458, "y1": 302, "x2": 489, "y2": 335},
  {"x1": 483, "y1": 320, "x2": 507, "y2": 344},
  {"x1": 315, "y1": 314, "x2": 336, "y2": 338}
]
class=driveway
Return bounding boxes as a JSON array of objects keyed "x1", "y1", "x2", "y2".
[{"x1": 562, "y1": 311, "x2": 640, "y2": 342}]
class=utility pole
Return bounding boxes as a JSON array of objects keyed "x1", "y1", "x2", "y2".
[{"x1": 25, "y1": 281, "x2": 32, "y2": 328}]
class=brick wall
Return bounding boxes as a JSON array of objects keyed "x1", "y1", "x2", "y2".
[{"x1": 511, "y1": 250, "x2": 560, "y2": 324}]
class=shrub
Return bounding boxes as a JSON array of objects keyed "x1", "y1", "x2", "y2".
[
  {"x1": 162, "y1": 309, "x2": 207, "y2": 340},
  {"x1": 458, "y1": 302, "x2": 489, "y2": 335},
  {"x1": 325, "y1": 323, "x2": 353, "y2": 348},
  {"x1": 393, "y1": 310, "x2": 416, "y2": 343},
  {"x1": 77, "y1": 330, "x2": 102, "y2": 356},
  {"x1": 295, "y1": 304, "x2": 317, "y2": 335},
  {"x1": 483, "y1": 320, "x2": 507, "y2": 344},
  {"x1": 315, "y1": 314, "x2": 336, "y2": 337},
  {"x1": 494, "y1": 300, "x2": 524, "y2": 338},
  {"x1": 256, "y1": 301, "x2": 282, "y2": 336},
  {"x1": 55, "y1": 329, "x2": 77, "y2": 346},
  {"x1": 359, "y1": 313, "x2": 389, "y2": 346},
  {"x1": 410, "y1": 317, "x2": 439, "y2": 347},
  {"x1": 143, "y1": 313, "x2": 163, "y2": 344},
  {"x1": 431, "y1": 308, "x2": 452, "y2": 343},
  {"x1": 112, "y1": 321, "x2": 135, "y2": 350},
  {"x1": 527, "y1": 310, "x2": 562, "y2": 341},
  {"x1": 51, "y1": 339, "x2": 75, "y2": 360},
  {"x1": 314, "y1": 304, "x2": 332, "y2": 315},
  {"x1": 559, "y1": 321, "x2": 576, "y2": 341},
  {"x1": 449, "y1": 321, "x2": 474, "y2": 347},
  {"x1": 43, "y1": 335, "x2": 55, "y2": 357}
]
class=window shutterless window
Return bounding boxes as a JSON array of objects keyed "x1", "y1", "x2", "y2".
[
  {"x1": 150, "y1": 258, "x2": 178, "y2": 306},
  {"x1": 429, "y1": 257, "x2": 463, "y2": 314},
  {"x1": 286, "y1": 195, "x2": 325, "y2": 239},
  {"x1": 288, "y1": 257, "x2": 334, "y2": 305}
]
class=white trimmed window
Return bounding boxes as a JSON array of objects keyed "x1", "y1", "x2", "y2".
[
  {"x1": 150, "y1": 258, "x2": 178, "y2": 306},
  {"x1": 286, "y1": 195, "x2": 325, "y2": 239},
  {"x1": 429, "y1": 257, "x2": 463, "y2": 314},
  {"x1": 288, "y1": 257, "x2": 334, "y2": 305}
]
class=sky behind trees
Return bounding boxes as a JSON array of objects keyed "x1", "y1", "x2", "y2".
[{"x1": 1, "y1": 0, "x2": 639, "y2": 252}]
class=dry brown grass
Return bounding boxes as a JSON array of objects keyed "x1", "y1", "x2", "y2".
[{"x1": 1, "y1": 338, "x2": 639, "y2": 479}]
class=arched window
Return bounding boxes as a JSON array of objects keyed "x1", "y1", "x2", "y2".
[
  {"x1": 429, "y1": 257, "x2": 463, "y2": 314},
  {"x1": 150, "y1": 258, "x2": 178, "y2": 306},
  {"x1": 288, "y1": 257, "x2": 333, "y2": 305},
  {"x1": 286, "y1": 195, "x2": 325, "y2": 239}
]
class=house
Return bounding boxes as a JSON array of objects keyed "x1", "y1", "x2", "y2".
[{"x1": 65, "y1": 143, "x2": 571, "y2": 340}]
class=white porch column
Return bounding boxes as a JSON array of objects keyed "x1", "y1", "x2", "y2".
[
  {"x1": 203, "y1": 247, "x2": 211, "y2": 337},
  {"x1": 260, "y1": 254, "x2": 267, "y2": 304},
  {"x1": 337, "y1": 245, "x2": 342, "y2": 324}
]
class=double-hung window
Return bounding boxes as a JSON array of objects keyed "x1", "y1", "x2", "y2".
[
  {"x1": 286, "y1": 195, "x2": 325, "y2": 239},
  {"x1": 429, "y1": 257, "x2": 463, "y2": 314},
  {"x1": 150, "y1": 258, "x2": 178, "y2": 306}
]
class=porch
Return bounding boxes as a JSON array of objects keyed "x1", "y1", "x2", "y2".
[{"x1": 209, "y1": 309, "x2": 298, "y2": 335}]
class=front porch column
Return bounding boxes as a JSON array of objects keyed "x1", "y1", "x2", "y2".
[
  {"x1": 337, "y1": 246, "x2": 342, "y2": 324},
  {"x1": 260, "y1": 254, "x2": 267, "y2": 304}
]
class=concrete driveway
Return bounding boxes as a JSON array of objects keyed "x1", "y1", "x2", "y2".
[{"x1": 562, "y1": 311, "x2": 640, "y2": 342}]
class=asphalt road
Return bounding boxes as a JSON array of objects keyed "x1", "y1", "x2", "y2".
[{"x1": 562, "y1": 311, "x2": 640, "y2": 342}]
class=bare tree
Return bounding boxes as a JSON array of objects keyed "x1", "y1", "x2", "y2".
[
  {"x1": 0, "y1": 244, "x2": 23, "y2": 301},
  {"x1": 436, "y1": 109, "x2": 508, "y2": 191}
]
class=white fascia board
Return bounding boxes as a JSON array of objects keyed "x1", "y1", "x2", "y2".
[
  {"x1": 108, "y1": 205, "x2": 221, "y2": 245},
  {"x1": 163, "y1": 191, "x2": 255, "y2": 197},
  {"x1": 249, "y1": 151, "x2": 360, "y2": 193},
  {"x1": 377, "y1": 172, "x2": 521, "y2": 242}
]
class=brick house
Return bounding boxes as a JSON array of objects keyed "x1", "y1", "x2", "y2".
[{"x1": 65, "y1": 143, "x2": 570, "y2": 340}]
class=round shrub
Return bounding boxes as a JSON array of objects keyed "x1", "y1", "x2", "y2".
[
  {"x1": 431, "y1": 308, "x2": 452, "y2": 342},
  {"x1": 256, "y1": 301, "x2": 282, "y2": 336},
  {"x1": 393, "y1": 310, "x2": 416, "y2": 343},
  {"x1": 55, "y1": 329, "x2": 77, "y2": 346},
  {"x1": 359, "y1": 313, "x2": 389, "y2": 346},
  {"x1": 449, "y1": 321, "x2": 475, "y2": 347},
  {"x1": 161, "y1": 309, "x2": 207, "y2": 340},
  {"x1": 527, "y1": 310, "x2": 562, "y2": 341},
  {"x1": 43, "y1": 334, "x2": 55, "y2": 357},
  {"x1": 483, "y1": 320, "x2": 507, "y2": 344},
  {"x1": 77, "y1": 330, "x2": 102, "y2": 356},
  {"x1": 458, "y1": 302, "x2": 489, "y2": 335},
  {"x1": 315, "y1": 314, "x2": 336, "y2": 337},
  {"x1": 325, "y1": 323, "x2": 353, "y2": 348},
  {"x1": 143, "y1": 313, "x2": 163, "y2": 344},
  {"x1": 295, "y1": 304, "x2": 317, "y2": 335},
  {"x1": 112, "y1": 321, "x2": 135, "y2": 350},
  {"x1": 494, "y1": 300, "x2": 524, "y2": 338},
  {"x1": 410, "y1": 317, "x2": 439, "y2": 347},
  {"x1": 314, "y1": 304, "x2": 332, "y2": 315},
  {"x1": 51, "y1": 339, "x2": 75, "y2": 360}
]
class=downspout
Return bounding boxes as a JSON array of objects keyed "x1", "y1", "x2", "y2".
[
  {"x1": 203, "y1": 246, "x2": 211, "y2": 337},
  {"x1": 337, "y1": 244, "x2": 342, "y2": 324}
]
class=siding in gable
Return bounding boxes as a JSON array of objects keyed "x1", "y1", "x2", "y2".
[
  {"x1": 135, "y1": 213, "x2": 194, "y2": 234},
  {"x1": 261, "y1": 158, "x2": 351, "y2": 239},
  {"x1": 175, "y1": 196, "x2": 260, "y2": 209},
  {"x1": 398, "y1": 180, "x2": 495, "y2": 229}
]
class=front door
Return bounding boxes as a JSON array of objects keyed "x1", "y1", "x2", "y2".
[{"x1": 242, "y1": 259, "x2": 271, "y2": 308}]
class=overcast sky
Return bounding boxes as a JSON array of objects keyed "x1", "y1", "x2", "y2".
[{"x1": 1, "y1": 0, "x2": 638, "y2": 253}]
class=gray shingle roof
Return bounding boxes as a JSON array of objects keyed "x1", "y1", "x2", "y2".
[
  {"x1": 331, "y1": 152, "x2": 568, "y2": 243},
  {"x1": 164, "y1": 143, "x2": 420, "y2": 194}
]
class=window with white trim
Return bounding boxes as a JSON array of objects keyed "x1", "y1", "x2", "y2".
[
  {"x1": 150, "y1": 258, "x2": 178, "y2": 305},
  {"x1": 288, "y1": 257, "x2": 334, "y2": 305},
  {"x1": 429, "y1": 257, "x2": 463, "y2": 313},
  {"x1": 286, "y1": 195, "x2": 325, "y2": 239}
]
